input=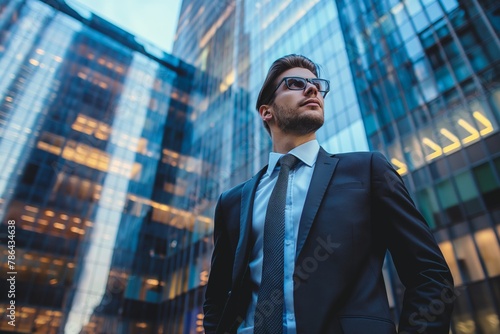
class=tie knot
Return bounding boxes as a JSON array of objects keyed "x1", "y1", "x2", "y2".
[{"x1": 279, "y1": 154, "x2": 300, "y2": 170}]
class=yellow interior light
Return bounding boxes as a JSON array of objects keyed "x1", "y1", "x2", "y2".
[
  {"x1": 390, "y1": 158, "x2": 408, "y2": 175},
  {"x1": 473, "y1": 111, "x2": 494, "y2": 136},
  {"x1": 422, "y1": 137, "x2": 443, "y2": 161},
  {"x1": 457, "y1": 119, "x2": 480, "y2": 144},
  {"x1": 440, "y1": 128, "x2": 461, "y2": 153}
]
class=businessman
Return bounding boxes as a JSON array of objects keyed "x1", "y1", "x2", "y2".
[{"x1": 203, "y1": 54, "x2": 454, "y2": 334}]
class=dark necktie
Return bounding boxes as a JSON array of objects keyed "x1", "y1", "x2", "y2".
[{"x1": 255, "y1": 154, "x2": 300, "y2": 334}]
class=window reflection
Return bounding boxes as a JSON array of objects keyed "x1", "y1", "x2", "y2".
[
  {"x1": 389, "y1": 99, "x2": 498, "y2": 175},
  {"x1": 416, "y1": 187, "x2": 440, "y2": 228},
  {"x1": 453, "y1": 234, "x2": 485, "y2": 282},
  {"x1": 439, "y1": 240, "x2": 462, "y2": 285},
  {"x1": 474, "y1": 229, "x2": 500, "y2": 277}
]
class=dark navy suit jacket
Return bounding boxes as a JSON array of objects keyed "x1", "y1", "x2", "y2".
[{"x1": 204, "y1": 149, "x2": 454, "y2": 334}]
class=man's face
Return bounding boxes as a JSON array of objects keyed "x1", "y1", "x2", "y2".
[{"x1": 268, "y1": 67, "x2": 325, "y2": 135}]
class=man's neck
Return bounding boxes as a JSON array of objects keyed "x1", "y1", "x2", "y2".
[{"x1": 271, "y1": 132, "x2": 317, "y2": 153}]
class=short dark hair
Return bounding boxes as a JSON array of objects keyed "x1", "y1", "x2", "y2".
[{"x1": 255, "y1": 54, "x2": 320, "y2": 111}]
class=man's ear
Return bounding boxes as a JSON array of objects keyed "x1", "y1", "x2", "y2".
[{"x1": 259, "y1": 105, "x2": 272, "y2": 122}]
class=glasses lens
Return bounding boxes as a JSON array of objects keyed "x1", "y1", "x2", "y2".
[
  {"x1": 311, "y1": 79, "x2": 328, "y2": 92},
  {"x1": 286, "y1": 78, "x2": 307, "y2": 90}
]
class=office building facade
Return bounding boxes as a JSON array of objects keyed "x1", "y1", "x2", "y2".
[
  {"x1": 173, "y1": 0, "x2": 500, "y2": 333},
  {"x1": 0, "y1": 0, "x2": 208, "y2": 333},
  {"x1": 335, "y1": 1, "x2": 500, "y2": 333}
]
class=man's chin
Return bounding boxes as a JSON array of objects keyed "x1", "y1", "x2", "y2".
[{"x1": 281, "y1": 118, "x2": 324, "y2": 135}]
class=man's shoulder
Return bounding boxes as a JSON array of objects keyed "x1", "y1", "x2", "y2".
[
  {"x1": 325, "y1": 149, "x2": 386, "y2": 161},
  {"x1": 321, "y1": 149, "x2": 391, "y2": 172},
  {"x1": 221, "y1": 181, "x2": 246, "y2": 198},
  {"x1": 219, "y1": 166, "x2": 267, "y2": 199}
]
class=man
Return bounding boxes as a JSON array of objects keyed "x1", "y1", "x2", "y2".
[{"x1": 203, "y1": 54, "x2": 454, "y2": 334}]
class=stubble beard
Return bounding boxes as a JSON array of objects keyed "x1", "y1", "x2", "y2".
[{"x1": 273, "y1": 103, "x2": 324, "y2": 136}]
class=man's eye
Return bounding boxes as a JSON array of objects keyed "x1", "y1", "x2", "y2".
[{"x1": 288, "y1": 79, "x2": 305, "y2": 88}]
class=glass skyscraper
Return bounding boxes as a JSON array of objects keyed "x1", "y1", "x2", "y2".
[
  {"x1": 334, "y1": 1, "x2": 500, "y2": 333},
  {"x1": 0, "y1": 0, "x2": 207, "y2": 333},
  {"x1": 172, "y1": 0, "x2": 500, "y2": 333}
]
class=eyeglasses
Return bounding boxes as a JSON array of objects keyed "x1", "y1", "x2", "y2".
[{"x1": 268, "y1": 76, "x2": 330, "y2": 102}]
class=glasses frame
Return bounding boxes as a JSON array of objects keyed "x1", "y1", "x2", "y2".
[{"x1": 266, "y1": 76, "x2": 330, "y2": 104}]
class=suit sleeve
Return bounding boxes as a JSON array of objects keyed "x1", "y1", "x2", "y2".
[
  {"x1": 203, "y1": 194, "x2": 233, "y2": 334},
  {"x1": 371, "y1": 152, "x2": 454, "y2": 333}
]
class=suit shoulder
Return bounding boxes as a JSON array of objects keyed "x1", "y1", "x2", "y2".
[
  {"x1": 219, "y1": 166, "x2": 267, "y2": 200},
  {"x1": 221, "y1": 182, "x2": 245, "y2": 199},
  {"x1": 331, "y1": 150, "x2": 387, "y2": 163}
]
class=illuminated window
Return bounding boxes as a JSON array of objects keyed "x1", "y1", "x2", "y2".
[
  {"x1": 474, "y1": 229, "x2": 500, "y2": 277},
  {"x1": 453, "y1": 234, "x2": 485, "y2": 282},
  {"x1": 439, "y1": 240, "x2": 462, "y2": 285},
  {"x1": 416, "y1": 188, "x2": 440, "y2": 228}
]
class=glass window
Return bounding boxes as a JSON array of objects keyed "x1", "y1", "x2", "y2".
[
  {"x1": 458, "y1": 30, "x2": 477, "y2": 50},
  {"x1": 404, "y1": 37, "x2": 424, "y2": 60},
  {"x1": 381, "y1": 12, "x2": 396, "y2": 35},
  {"x1": 392, "y1": 4, "x2": 409, "y2": 26},
  {"x1": 364, "y1": 114, "x2": 378, "y2": 136},
  {"x1": 489, "y1": 89, "x2": 500, "y2": 121},
  {"x1": 454, "y1": 172, "x2": 478, "y2": 202},
  {"x1": 421, "y1": 125, "x2": 445, "y2": 163},
  {"x1": 447, "y1": 150, "x2": 466, "y2": 170},
  {"x1": 381, "y1": 124, "x2": 396, "y2": 145},
  {"x1": 474, "y1": 228, "x2": 500, "y2": 277},
  {"x1": 436, "y1": 178, "x2": 465, "y2": 222},
  {"x1": 436, "y1": 23, "x2": 450, "y2": 41},
  {"x1": 396, "y1": 115, "x2": 411, "y2": 135},
  {"x1": 439, "y1": 240, "x2": 462, "y2": 285},
  {"x1": 421, "y1": 27, "x2": 436, "y2": 48},
  {"x1": 473, "y1": 162, "x2": 500, "y2": 211},
  {"x1": 450, "y1": 58, "x2": 471, "y2": 82},
  {"x1": 412, "y1": 11, "x2": 430, "y2": 32},
  {"x1": 453, "y1": 234, "x2": 485, "y2": 282},
  {"x1": 443, "y1": 39, "x2": 460, "y2": 60},
  {"x1": 399, "y1": 21, "x2": 415, "y2": 41},
  {"x1": 473, "y1": 163, "x2": 499, "y2": 194},
  {"x1": 413, "y1": 58, "x2": 431, "y2": 83},
  {"x1": 434, "y1": 66, "x2": 455, "y2": 92},
  {"x1": 403, "y1": 135, "x2": 425, "y2": 170},
  {"x1": 468, "y1": 46, "x2": 489, "y2": 72},
  {"x1": 420, "y1": 77, "x2": 438, "y2": 101},
  {"x1": 425, "y1": 2, "x2": 444, "y2": 23},
  {"x1": 406, "y1": 0, "x2": 423, "y2": 16},
  {"x1": 455, "y1": 171, "x2": 482, "y2": 216},
  {"x1": 495, "y1": 157, "x2": 500, "y2": 175},
  {"x1": 390, "y1": 97, "x2": 406, "y2": 119},
  {"x1": 469, "y1": 98, "x2": 498, "y2": 139},
  {"x1": 436, "y1": 179, "x2": 459, "y2": 209},
  {"x1": 416, "y1": 187, "x2": 440, "y2": 228},
  {"x1": 440, "y1": 0, "x2": 459, "y2": 13}
]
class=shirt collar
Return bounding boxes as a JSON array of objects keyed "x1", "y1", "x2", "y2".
[{"x1": 266, "y1": 139, "x2": 320, "y2": 176}]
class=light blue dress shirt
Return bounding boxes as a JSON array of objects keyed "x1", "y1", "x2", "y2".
[{"x1": 238, "y1": 140, "x2": 320, "y2": 334}]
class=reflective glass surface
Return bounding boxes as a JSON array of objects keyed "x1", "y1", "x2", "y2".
[
  {"x1": 335, "y1": 0, "x2": 500, "y2": 331},
  {"x1": 0, "y1": 0, "x2": 205, "y2": 333}
]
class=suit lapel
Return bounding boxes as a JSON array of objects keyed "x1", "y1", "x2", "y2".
[
  {"x1": 232, "y1": 167, "x2": 267, "y2": 284},
  {"x1": 296, "y1": 148, "x2": 339, "y2": 259}
]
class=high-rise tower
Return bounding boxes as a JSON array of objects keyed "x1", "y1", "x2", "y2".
[{"x1": 0, "y1": 1, "x2": 203, "y2": 333}]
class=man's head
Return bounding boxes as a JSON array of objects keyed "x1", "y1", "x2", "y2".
[{"x1": 256, "y1": 54, "x2": 329, "y2": 136}]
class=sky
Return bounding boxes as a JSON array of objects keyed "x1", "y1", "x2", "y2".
[{"x1": 69, "y1": 0, "x2": 182, "y2": 53}]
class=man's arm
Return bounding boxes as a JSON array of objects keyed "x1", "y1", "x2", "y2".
[
  {"x1": 203, "y1": 194, "x2": 233, "y2": 334},
  {"x1": 371, "y1": 152, "x2": 454, "y2": 333}
]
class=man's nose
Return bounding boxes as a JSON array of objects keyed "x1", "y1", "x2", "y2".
[{"x1": 304, "y1": 82, "x2": 319, "y2": 96}]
